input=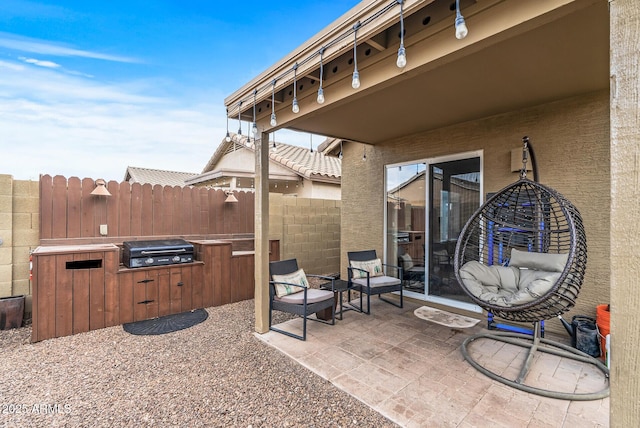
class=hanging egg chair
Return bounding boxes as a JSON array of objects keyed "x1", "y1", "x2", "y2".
[{"x1": 453, "y1": 137, "x2": 609, "y2": 400}]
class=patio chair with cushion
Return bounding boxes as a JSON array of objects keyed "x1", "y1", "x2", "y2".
[
  {"x1": 347, "y1": 250, "x2": 403, "y2": 315},
  {"x1": 269, "y1": 258, "x2": 336, "y2": 341},
  {"x1": 398, "y1": 251, "x2": 425, "y2": 285}
]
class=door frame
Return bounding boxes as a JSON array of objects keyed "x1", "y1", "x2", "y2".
[{"x1": 384, "y1": 150, "x2": 483, "y2": 313}]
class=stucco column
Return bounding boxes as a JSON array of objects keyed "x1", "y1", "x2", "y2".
[
  {"x1": 610, "y1": 1, "x2": 640, "y2": 425},
  {"x1": 254, "y1": 131, "x2": 270, "y2": 333}
]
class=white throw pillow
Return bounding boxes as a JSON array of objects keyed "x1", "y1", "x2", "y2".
[
  {"x1": 272, "y1": 268, "x2": 307, "y2": 297},
  {"x1": 350, "y1": 258, "x2": 383, "y2": 278}
]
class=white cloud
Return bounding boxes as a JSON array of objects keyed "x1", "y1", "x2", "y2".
[
  {"x1": 0, "y1": 59, "x2": 25, "y2": 71},
  {"x1": 19, "y1": 56, "x2": 61, "y2": 68},
  {"x1": 0, "y1": 60, "x2": 222, "y2": 181},
  {"x1": 0, "y1": 32, "x2": 139, "y2": 63}
]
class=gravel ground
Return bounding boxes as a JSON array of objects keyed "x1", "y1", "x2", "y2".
[{"x1": 0, "y1": 299, "x2": 397, "y2": 428}]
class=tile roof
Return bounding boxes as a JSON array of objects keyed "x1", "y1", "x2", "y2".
[
  {"x1": 124, "y1": 166, "x2": 199, "y2": 187},
  {"x1": 199, "y1": 133, "x2": 341, "y2": 183}
]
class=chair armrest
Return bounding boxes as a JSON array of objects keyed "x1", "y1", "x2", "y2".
[
  {"x1": 306, "y1": 274, "x2": 335, "y2": 292},
  {"x1": 381, "y1": 263, "x2": 403, "y2": 279},
  {"x1": 306, "y1": 274, "x2": 336, "y2": 280}
]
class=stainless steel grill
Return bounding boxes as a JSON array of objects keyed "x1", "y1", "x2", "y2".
[{"x1": 122, "y1": 239, "x2": 194, "y2": 268}]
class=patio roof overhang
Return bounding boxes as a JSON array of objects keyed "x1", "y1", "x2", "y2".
[{"x1": 224, "y1": 0, "x2": 608, "y2": 145}]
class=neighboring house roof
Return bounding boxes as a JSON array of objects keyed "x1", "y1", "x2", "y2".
[
  {"x1": 189, "y1": 133, "x2": 341, "y2": 185},
  {"x1": 124, "y1": 166, "x2": 199, "y2": 187}
]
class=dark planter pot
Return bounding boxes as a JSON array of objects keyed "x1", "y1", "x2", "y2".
[{"x1": 0, "y1": 295, "x2": 25, "y2": 330}]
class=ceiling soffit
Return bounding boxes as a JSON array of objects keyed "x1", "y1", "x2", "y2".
[{"x1": 226, "y1": 0, "x2": 609, "y2": 145}]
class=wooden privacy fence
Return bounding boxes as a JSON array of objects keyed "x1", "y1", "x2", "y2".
[{"x1": 40, "y1": 175, "x2": 255, "y2": 242}]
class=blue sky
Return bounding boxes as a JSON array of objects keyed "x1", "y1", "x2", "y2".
[{"x1": 0, "y1": 0, "x2": 359, "y2": 180}]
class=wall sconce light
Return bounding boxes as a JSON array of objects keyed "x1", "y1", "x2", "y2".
[
  {"x1": 90, "y1": 178, "x2": 111, "y2": 196},
  {"x1": 224, "y1": 190, "x2": 238, "y2": 203}
]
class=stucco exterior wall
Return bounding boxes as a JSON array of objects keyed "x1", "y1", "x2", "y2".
[
  {"x1": 295, "y1": 180, "x2": 341, "y2": 200},
  {"x1": 341, "y1": 91, "x2": 610, "y2": 334}
]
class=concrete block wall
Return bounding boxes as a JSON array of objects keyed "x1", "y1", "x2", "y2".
[
  {"x1": 0, "y1": 175, "x2": 39, "y2": 303},
  {"x1": 0, "y1": 175, "x2": 12, "y2": 297},
  {"x1": 269, "y1": 193, "x2": 341, "y2": 275}
]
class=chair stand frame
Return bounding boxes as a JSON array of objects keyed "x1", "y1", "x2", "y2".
[
  {"x1": 461, "y1": 322, "x2": 609, "y2": 401},
  {"x1": 268, "y1": 299, "x2": 335, "y2": 341},
  {"x1": 347, "y1": 286, "x2": 403, "y2": 315}
]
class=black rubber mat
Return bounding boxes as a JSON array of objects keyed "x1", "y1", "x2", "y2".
[{"x1": 123, "y1": 309, "x2": 208, "y2": 335}]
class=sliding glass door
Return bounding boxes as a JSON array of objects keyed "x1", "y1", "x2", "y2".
[
  {"x1": 386, "y1": 152, "x2": 482, "y2": 311},
  {"x1": 386, "y1": 163, "x2": 427, "y2": 293}
]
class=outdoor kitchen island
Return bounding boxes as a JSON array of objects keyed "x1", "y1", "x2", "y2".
[{"x1": 30, "y1": 238, "x2": 279, "y2": 342}]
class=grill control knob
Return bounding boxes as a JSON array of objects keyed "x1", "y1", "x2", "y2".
[
  {"x1": 145, "y1": 257, "x2": 154, "y2": 265},
  {"x1": 172, "y1": 255, "x2": 181, "y2": 263}
]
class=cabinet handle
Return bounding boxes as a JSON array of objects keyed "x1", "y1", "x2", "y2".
[
  {"x1": 137, "y1": 300, "x2": 154, "y2": 305},
  {"x1": 177, "y1": 282, "x2": 184, "y2": 287},
  {"x1": 137, "y1": 279, "x2": 154, "y2": 284}
]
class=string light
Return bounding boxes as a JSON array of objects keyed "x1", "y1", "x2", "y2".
[
  {"x1": 352, "y1": 22, "x2": 361, "y2": 89},
  {"x1": 271, "y1": 131, "x2": 277, "y2": 152},
  {"x1": 455, "y1": 0, "x2": 468, "y2": 40},
  {"x1": 225, "y1": 108, "x2": 231, "y2": 142},
  {"x1": 396, "y1": 0, "x2": 406, "y2": 68},
  {"x1": 338, "y1": 140, "x2": 343, "y2": 159},
  {"x1": 252, "y1": 89, "x2": 258, "y2": 136},
  {"x1": 292, "y1": 63, "x2": 299, "y2": 113},
  {"x1": 317, "y1": 48, "x2": 325, "y2": 104},
  {"x1": 237, "y1": 101, "x2": 242, "y2": 135},
  {"x1": 362, "y1": 145, "x2": 367, "y2": 161},
  {"x1": 310, "y1": 133, "x2": 313, "y2": 153},
  {"x1": 224, "y1": 0, "x2": 466, "y2": 121},
  {"x1": 270, "y1": 80, "x2": 277, "y2": 126}
]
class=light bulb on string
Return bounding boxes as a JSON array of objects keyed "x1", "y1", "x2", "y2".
[
  {"x1": 270, "y1": 80, "x2": 277, "y2": 127},
  {"x1": 225, "y1": 107, "x2": 231, "y2": 142},
  {"x1": 396, "y1": 0, "x2": 407, "y2": 68},
  {"x1": 455, "y1": 0, "x2": 468, "y2": 40},
  {"x1": 397, "y1": 46, "x2": 406, "y2": 68},
  {"x1": 251, "y1": 89, "x2": 258, "y2": 136},
  {"x1": 317, "y1": 48, "x2": 325, "y2": 104},
  {"x1": 237, "y1": 101, "x2": 242, "y2": 135},
  {"x1": 292, "y1": 63, "x2": 299, "y2": 113},
  {"x1": 352, "y1": 22, "x2": 361, "y2": 89}
]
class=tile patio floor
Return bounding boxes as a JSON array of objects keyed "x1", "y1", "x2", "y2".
[{"x1": 256, "y1": 297, "x2": 609, "y2": 427}]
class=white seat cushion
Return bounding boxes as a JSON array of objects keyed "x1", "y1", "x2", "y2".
[
  {"x1": 274, "y1": 288, "x2": 334, "y2": 304},
  {"x1": 352, "y1": 275, "x2": 401, "y2": 288},
  {"x1": 459, "y1": 260, "x2": 560, "y2": 307}
]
